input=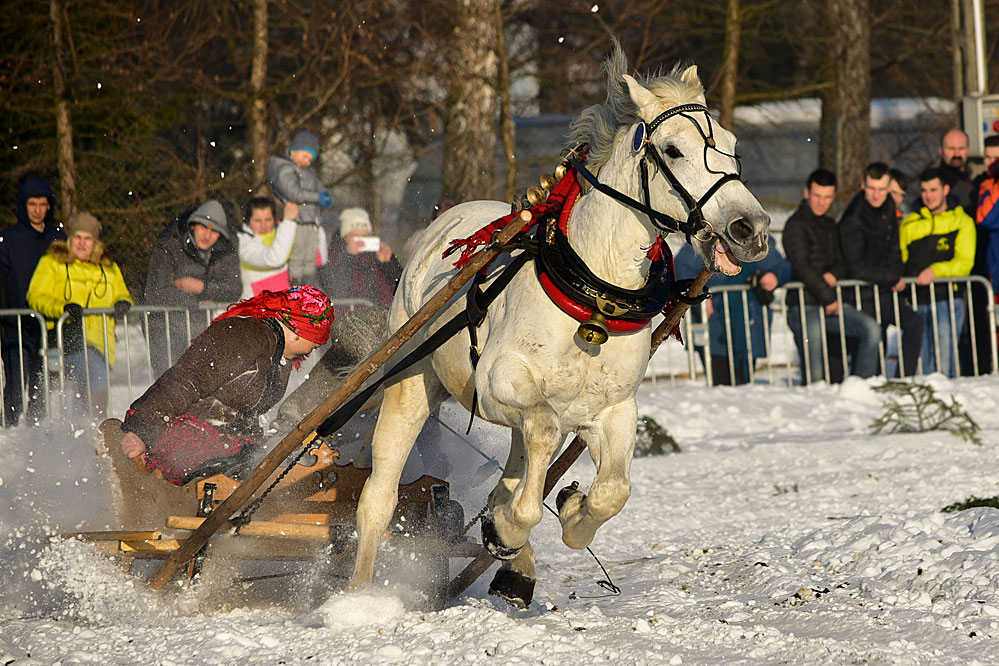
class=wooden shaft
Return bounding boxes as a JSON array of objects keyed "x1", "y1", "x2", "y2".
[
  {"x1": 147, "y1": 214, "x2": 533, "y2": 591},
  {"x1": 447, "y1": 435, "x2": 587, "y2": 601},
  {"x1": 649, "y1": 267, "x2": 712, "y2": 358}
]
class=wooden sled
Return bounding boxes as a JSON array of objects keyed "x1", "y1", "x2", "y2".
[{"x1": 65, "y1": 418, "x2": 479, "y2": 608}]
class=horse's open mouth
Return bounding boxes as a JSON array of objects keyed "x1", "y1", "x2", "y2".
[{"x1": 714, "y1": 238, "x2": 742, "y2": 276}]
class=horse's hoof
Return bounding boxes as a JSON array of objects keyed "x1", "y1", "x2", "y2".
[
  {"x1": 556, "y1": 481, "x2": 581, "y2": 513},
  {"x1": 480, "y1": 515, "x2": 522, "y2": 561},
  {"x1": 488, "y1": 569, "x2": 535, "y2": 610}
]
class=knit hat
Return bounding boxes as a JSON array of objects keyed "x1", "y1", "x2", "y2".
[
  {"x1": 65, "y1": 211, "x2": 101, "y2": 238},
  {"x1": 290, "y1": 130, "x2": 320, "y2": 160},
  {"x1": 187, "y1": 200, "x2": 231, "y2": 239},
  {"x1": 213, "y1": 285, "x2": 335, "y2": 346},
  {"x1": 339, "y1": 207, "x2": 372, "y2": 238}
]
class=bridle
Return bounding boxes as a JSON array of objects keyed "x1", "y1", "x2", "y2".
[{"x1": 568, "y1": 102, "x2": 744, "y2": 242}]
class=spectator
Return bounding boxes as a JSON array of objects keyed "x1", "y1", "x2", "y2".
[
  {"x1": 118, "y1": 286, "x2": 333, "y2": 486},
  {"x1": 839, "y1": 162, "x2": 924, "y2": 378},
  {"x1": 961, "y1": 135, "x2": 999, "y2": 375},
  {"x1": 0, "y1": 177, "x2": 66, "y2": 426},
  {"x1": 321, "y1": 207, "x2": 401, "y2": 308},
  {"x1": 431, "y1": 198, "x2": 458, "y2": 221},
  {"x1": 973, "y1": 136, "x2": 999, "y2": 289},
  {"x1": 936, "y1": 128, "x2": 973, "y2": 212},
  {"x1": 142, "y1": 200, "x2": 241, "y2": 378},
  {"x1": 972, "y1": 135, "x2": 999, "y2": 202},
  {"x1": 237, "y1": 198, "x2": 299, "y2": 298},
  {"x1": 401, "y1": 197, "x2": 460, "y2": 267},
  {"x1": 900, "y1": 167, "x2": 976, "y2": 377},
  {"x1": 783, "y1": 168, "x2": 881, "y2": 385},
  {"x1": 267, "y1": 130, "x2": 332, "y2": 288},
  {"x1": 888, "y1": 168, "x2": 909, "y2": 219},
  {"x1": 675, "y1": 235, "x2": 791, "y2": 385},
  {"x1": 26, "y1": 212, "x2": 132, "y2": 417}
]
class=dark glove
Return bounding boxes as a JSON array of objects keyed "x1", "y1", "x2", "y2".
[
  {"x1": 318, "y1": 191, "x2": 333, "y2": 209},
  {"x1": 749, "y1": 270, "x2": 776, "y2": 307},
  {"x1": 63, "y1": 303, "x2": 84, "y2": 322},
  {"x1": 114, "y1": 300, "x2": 131, "y2": 318}
]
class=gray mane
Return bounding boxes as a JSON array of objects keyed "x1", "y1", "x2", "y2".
[{"x1": 567, "y1": 41, "x2": 704, "y2": 172}]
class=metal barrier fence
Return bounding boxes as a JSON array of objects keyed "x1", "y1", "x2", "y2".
[
  {"x1": 654, "y1": 275, "x2": 997, "y2": 387},
  {"x1": 0, "y1": 298, "x2": 374, "y2": 426},
  {"x1": 2, "y1": 279, "x2": 994, "y2": 424}
]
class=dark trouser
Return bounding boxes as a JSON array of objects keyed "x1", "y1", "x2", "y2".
[
  {"x1": 786, "y1": 304, "x2": 881, "y2": 384},
  {"x1": 858, "y1": 294, "x2": 924, "y2": 378},
  {"x1": 958, "y1": 283, "x2": 994, "y2": 376},
  {"x1": 1, "y1": 332, "x2": 44, "y2": 427},
  {"x1": 709, "y1": 354, "x2": 751, "y2": 386}
]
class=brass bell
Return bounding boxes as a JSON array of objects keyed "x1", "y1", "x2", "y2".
[
  {"x1": 577, "y1": 311, "x2": 609, "y2": 345},
  {"x1": 526, "y1": 185, "x2": 547, "y2": 206},
  {"x1": 540, "y1": 173, "x2": 557, "y2": 190},
  {"x1": 554, "y1": 163, "x2": 567, "y2": 180}
]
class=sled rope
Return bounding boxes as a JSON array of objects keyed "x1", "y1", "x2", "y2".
[{"x1": 542, "y1": 500, "x2": 620, "y2": 599}]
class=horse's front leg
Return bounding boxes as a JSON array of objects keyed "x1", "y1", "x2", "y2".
[
  {"x1": 489, "y1": 541, "x2": 536, "y2": 609},
  {"x1": 484, "y1": 404, "x2": 562, "y2": 557},
  {"x1": 347, "y1": 372, "x2": 438, "y2": 590},
  {"x1": 558, "y1": 399, "x2": 636, "y2": 549}
]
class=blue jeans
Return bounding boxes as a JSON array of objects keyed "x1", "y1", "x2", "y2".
[
  {"x1": 787, "y1": 304, "x2": 881, "y2": 384},
  {"x1": 916, "y1": 298, "x2": 964, "y2": 378}
]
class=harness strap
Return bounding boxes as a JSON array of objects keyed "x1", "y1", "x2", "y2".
[
  {"x1": 465, "y1": 270, "x2": 488, "y2": 434},
  {"x1": 568, "y1": 156, "x2": 706, "y2": 238},
  {"x1": 316, "y1": 251, "x2": 534, "y2": 438}
]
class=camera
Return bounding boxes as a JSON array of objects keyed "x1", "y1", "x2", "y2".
[{"x1": 357, "y1": 236, "x2": 381, "y2": 253}]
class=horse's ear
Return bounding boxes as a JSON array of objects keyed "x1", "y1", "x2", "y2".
[
  {"x1": 680, "y1": 65, "x2": 700, "y2": 86},
  {"x1": 623, "y1": 74, "x2": 660, "y2": 121}
]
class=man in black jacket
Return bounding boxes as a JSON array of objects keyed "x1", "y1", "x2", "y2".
[
  {"x1": 0, "y1": 178, "x2": 66, "y2": 425},
  {"x1": 142, "y1": 200, "x2": 242, "y2": 378},
  {"x1": 783, "y1": 169, "x2": 881, "y2": 385},
  {"x1": 839, "y1": 162, "x2": 924, "y2": 377}
]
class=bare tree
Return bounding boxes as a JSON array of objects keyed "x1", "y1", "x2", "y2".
[
  {"x1": 820, "y1": 0, "x2": 871, "y2": 200},
  {"x1": 250, "y1": 0, "x2": 270, "y2": 191},
  {"x1": 441, "y1": 0, "x2": 500, "y2": 202},
  {"x1": 49, "y1": 0, "x2": 78, "y2": 219},
  {"x1": 719, "y1": 0, "x2": 741, "y2": 129},
  {"x1": 496, "y1": 3, "x2": 517, "y2": 203}
]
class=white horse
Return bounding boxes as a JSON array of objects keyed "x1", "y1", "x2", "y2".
[{"x1": 347, "y1": 44, "x2": 770, "y2": 606}]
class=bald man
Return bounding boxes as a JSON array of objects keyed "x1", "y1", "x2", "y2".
[{"x1": 937, "y1": 128, "x2": 972, "y2": 212}]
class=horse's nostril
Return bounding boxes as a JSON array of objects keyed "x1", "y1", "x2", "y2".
[{"x1": 729, "y1": 218, "x2": 754, "y2": 244}]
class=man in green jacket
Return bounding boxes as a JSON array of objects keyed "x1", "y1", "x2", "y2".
[{"x1": 900, "y1": 167, "x2": 976, "y2": 377}]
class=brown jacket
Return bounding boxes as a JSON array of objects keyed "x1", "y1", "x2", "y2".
[{"x1": 122, "y1": 316, "x2": 291, "y2": 450}]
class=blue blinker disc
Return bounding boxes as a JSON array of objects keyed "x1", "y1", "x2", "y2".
[{"x1": 632, "y1": 122, "x2": 647, "y2": 152}]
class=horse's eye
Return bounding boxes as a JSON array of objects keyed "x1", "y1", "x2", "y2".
[{"x1": 665, "y1": 145, "x2": 683, "y2": 159}]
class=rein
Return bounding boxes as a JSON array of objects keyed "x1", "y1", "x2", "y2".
[{"x1": 568, "y1": 102, "x2": 743, "y2": 244}]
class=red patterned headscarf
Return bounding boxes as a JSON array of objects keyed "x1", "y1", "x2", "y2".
[{"x1": 212, "y1": 285, "x2": 334, "y2": 345}]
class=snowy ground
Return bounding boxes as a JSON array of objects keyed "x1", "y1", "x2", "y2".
[{"x1": 2, "y1": 370, "x2": 999, "y2": 665}]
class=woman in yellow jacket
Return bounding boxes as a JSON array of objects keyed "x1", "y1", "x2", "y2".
[{"x1": 27, "y1": 212, "x2": 133, "y2": 417}]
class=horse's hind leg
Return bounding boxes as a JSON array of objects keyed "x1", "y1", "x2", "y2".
[
  {"x1": 347, "y1": 371, "x2": 441, "y2": 590},
  {"x1": 558, "y1": 400, "x2": 636, "y2": 549}
]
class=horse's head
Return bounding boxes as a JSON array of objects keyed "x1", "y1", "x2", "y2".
[{"x1": 621, "y1": 69, "x2": 769, "y2": 275}]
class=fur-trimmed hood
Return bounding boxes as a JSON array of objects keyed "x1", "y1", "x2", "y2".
[{"x1": 45, "y1": 239, "x2": 114, "y2": 266}]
